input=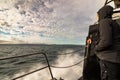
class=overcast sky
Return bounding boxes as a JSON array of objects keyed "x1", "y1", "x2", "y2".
[{"x1": 0, "y1": 0, "x2": 106, "y2": 44}]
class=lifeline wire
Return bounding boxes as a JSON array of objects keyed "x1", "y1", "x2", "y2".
[
  {"x1": 12, "y1": 66, "x2": 48, "y2": 80},
  {"x1": 0, "y1": 49, "x2": 85, "y2": 80},
  {"x1": 50, "y1": 57, "x2": 87, "y2": 68},
  {"x1": 0, "y1": 52, "x2": 44, "y2": 61},
  {"x1": 0, "y1": 49, "x2": 83, "y2": 61}
]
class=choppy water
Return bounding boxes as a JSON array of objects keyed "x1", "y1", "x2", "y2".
[{"x1": 0, "y1": 44, "x2": 84, "y2": 80}]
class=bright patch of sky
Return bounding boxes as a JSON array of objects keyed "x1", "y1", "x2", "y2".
[{"x1": 0, "y1": 0, "x2": 106, "y2": 44}]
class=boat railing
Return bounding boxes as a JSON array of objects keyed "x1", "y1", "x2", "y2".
[{"x1": 0, "y1": 49, "x2": 84, "y2": 80}]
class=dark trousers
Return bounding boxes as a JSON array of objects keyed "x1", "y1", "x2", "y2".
[
  {"x1": 83, "y1": 55, "x2": 101, "y2": 80},
  {"x1": 100, "y1": 60, "x2": 120, "y2": 80}
]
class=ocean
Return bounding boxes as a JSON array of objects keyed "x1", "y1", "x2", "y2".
[{"x1": 0, "y1": 44, "x2": 85, "y2": 80}]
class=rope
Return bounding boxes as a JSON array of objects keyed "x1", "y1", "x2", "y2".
[
  {"x1": 10, "y1": 57, "x2": 86, "y2": 80},
  {"x1": 50, "y1": 57, "x2": 87, "y2": 68},
  {"x1": 11, "y1": 57, "x2": 86, "y2": 80},
  {"x1": 12, "y1": 66, "x2": 48, "y2": 80}
]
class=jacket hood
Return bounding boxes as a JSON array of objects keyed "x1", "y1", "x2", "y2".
[{"x1": 97, "y1": 5, "x2": 113, "y2": 21}]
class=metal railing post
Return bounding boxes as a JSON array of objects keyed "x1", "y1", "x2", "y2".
[{"x1": 43, "y1": 53, "x2": 54, "y2": 80}]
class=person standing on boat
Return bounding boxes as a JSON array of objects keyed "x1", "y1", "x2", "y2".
[{"x1": 95, "y1": 5, "x2": 120, "y2": 80}]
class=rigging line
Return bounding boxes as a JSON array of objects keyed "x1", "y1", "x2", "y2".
[
  {"x1": 104, "y1": 0, "x2": 113, "y2": 6},
  {"x1": 50, "y1": 57, "x2": 87, "y2": 68},
  {"x1": 11, "y1": 66, "x2": 48, "y2": 80},
  {"x1": 104, "y1": 0, "x2": 109, "y2": 6},
  {"x1": 0, "y1": 52, "x2": 45, "y2": 61}
]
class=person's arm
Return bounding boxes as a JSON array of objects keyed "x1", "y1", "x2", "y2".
[{"x1": 95, "y1": 20, "x2": 112, "y2": 51}]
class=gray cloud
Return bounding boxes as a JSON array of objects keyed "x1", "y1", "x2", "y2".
[
  {"x1": 0, "y1": 0, "x2": 105, "y2": 44},
  {"x1": 14, "y1": 0, "x2": 55, "y2": 14}
]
